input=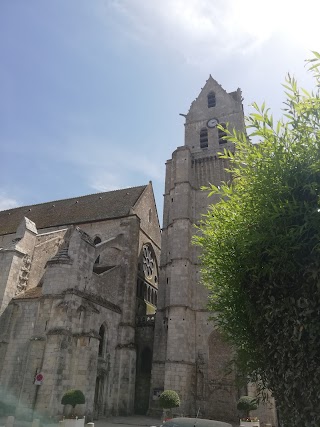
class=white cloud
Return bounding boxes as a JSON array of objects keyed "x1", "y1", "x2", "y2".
[
  {"x1": 90, "y1": 171, "x2": 123, "y2": 192},
  {"x1": 105, "y1": 0, "x2": 320, "y2": 63},
  {"x1": 61, "y1": 134, "x2": 164, "y2": 192},
  {"x1": 0, "y1": 193, "x2": 19, "y2": 211}
]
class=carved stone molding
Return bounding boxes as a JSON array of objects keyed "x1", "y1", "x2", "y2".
[{"x1": 15, "y1": 254, "x2": 31, "y2": 295}]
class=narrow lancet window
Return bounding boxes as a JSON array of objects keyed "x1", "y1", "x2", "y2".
[
  {"x1": 98, "y1": 324, "x2": 105, "y2": 356},
  {"x1": 207, "y1": 91, "x2": 216, "y2": 108},
  {"x1": 94, "y1": 236, "x2": 101, "y2": 264},
  {"x1": 200, "y1": 128, "x2": 208, "y2": 148}
]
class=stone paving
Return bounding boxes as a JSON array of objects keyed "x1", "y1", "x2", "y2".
[
  {"x1": 0, "y1": 415, "x2": 161, "y2": 427},
  {"x1": 0, "y1": 415, "x2": 239, "y2": 427}
]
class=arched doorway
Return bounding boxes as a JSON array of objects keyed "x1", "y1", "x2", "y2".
[
  {"x1": 94, "y1": 324, "x2": 108, "y2": 418},
  {"x1": 134, "y1": 346, "x2": 153, "y2": 414}
]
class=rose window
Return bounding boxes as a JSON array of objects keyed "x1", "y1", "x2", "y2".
[{"x1": 143, "y1": 245, "x2": 154, "y2": 278}]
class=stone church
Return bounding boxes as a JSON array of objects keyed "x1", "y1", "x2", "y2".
[
  {"x1": 0, "y1": 184, "x2": 161, "y2": 421},
  {"x1": 0, "y1": 77, "x2": 277, "y2": 424}
]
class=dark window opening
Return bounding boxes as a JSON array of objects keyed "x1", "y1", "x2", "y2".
[
  {"x1": 200, "y1": 128, "x2": 208, "y2": 148},
  {"x1": 219, "y1": 124, "x2": 227, "y2": 144},
  {"x1": 94, "y1": 236, "x2": 102, "y2": 264},
  {"x1": 98, "y1": 324, "x2": 105, "y2": 356},
  {"x1": 208, "y1": 91, "x2": 216, "y2": 108}
]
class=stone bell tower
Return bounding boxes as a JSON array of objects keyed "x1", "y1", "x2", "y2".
[{"x1": 149, "y1": 76, "x2": 245, "y2": 422}]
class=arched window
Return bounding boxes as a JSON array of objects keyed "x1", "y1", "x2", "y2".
[
  {"x1": 207, "y1": 91, "x2": 216, "y2": 108},
  {"x1": 98, "y1": 324, "x2": 105, "y2": 356},
  {"x1": 147, "y1": 287, "x2": 151, "y2": 302},
  {"x1": 200, "y1": 128, "x2": 208, "y2": 148},
  {"x1": 218, "y1": 124, "x2": 227, "y2": 144},
  {"x1": 94, "y1": 236, "x2": 102, "y2": 264}
]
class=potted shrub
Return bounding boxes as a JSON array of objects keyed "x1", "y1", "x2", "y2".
[
  {"x1": 237, "y1": 396, "x2": 259, "y2": 427},
  {"x1": 159, "y1": 390, "x2": 180, "y2": 421},
  {"x1": 61, "y1": 389, "x2": 85, "y2": 427}
]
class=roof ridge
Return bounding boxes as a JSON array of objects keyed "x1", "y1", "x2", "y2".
[{"x1": 0, "y1": 184, "x2": 148, "y2": 213}]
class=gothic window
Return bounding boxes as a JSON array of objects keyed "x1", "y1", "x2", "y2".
[
  {"x1": 98, "y1": 324, "x2": 106, "y2": 356},
  {"x1": 143, "y1": 245, "x2": 154, "y2": 278},
  {"x1": 200, "y1": 128, "x2": 208, "y2": 148},
  {"x1": 207, "y1": 91, "x2": 216, "y2": 108},
  {"x1": 136, "y1": 244, "x2": 158, "y2": 308},
  {"x1": 94, "y1": 236, "x2": 102, "y2": 264},
  {"x1": 218, "y1": 124, "x2": 227, "y2": 144}
]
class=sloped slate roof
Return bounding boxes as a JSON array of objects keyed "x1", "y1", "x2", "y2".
[{"x1": 0, "y1": 185, "x2": 147, "y2": 235}]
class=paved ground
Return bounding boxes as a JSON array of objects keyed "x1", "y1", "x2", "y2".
[
  {"x1": 94, "y1": 416, "x2": 161, "y2": 427},
  {"x1": 0, "y1": 415, "x2": 239, "y2": 427},
  {"x1": 0, "y1": 415, "x2": 161, "y2": 427}
]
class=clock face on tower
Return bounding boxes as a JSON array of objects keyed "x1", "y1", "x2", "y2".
[{"x1": 207, "y1": 118, "x2": 219, "y2": 128}]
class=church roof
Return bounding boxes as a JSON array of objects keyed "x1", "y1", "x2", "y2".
[{"x1": 0, "y1": 185, "x2": 147, "y2": 235}]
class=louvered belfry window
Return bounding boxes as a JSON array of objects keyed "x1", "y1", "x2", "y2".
[
  {"x1": 200, "y1": 128, "x2": 208, "y2": 148},
  {"x1": 207, "y1": 91, "x2": 216, "y2": 108}
]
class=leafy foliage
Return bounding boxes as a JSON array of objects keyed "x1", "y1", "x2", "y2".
[
  {"x1": 61, "y1": 389, "x2": 85, "y2": 409},
  {"x1": 159, "y1": 390, "x2": 180, "y2": 409},
  {"x1": 195, "y1": 52, "x2": 320, "y2": 427},
  {"x1": 237, "y1": 396, "x2": 258, "y2": 417}
]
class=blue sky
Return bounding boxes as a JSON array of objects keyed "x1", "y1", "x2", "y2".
[{"x1": 0, "y1": 0, "x2": 318, "y2": 221}]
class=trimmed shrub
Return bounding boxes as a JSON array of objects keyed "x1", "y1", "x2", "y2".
[
  {"x1": 159, "y1": 390, "x2": 180, "y2": 409},
  {"x1": 237, "y1": 396, "x2": 258, "y2": 417},
  {"x1": 61, "y1": 389, "x2": 85, "y2": 409}
]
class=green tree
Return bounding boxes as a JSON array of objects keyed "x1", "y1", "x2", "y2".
[{"x1": 195, "y1": 52, "x2": 320, "y2": 427}]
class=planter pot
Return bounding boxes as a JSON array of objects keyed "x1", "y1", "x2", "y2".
[
  {"x1": 61, "y1": 419, "x2": 85, "y2": 427},
  {"x1": 240, "y1": 421, "x2": 260, "y2": 427}
]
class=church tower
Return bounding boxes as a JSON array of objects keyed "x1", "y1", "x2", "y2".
[{"x1": 150, "y1": 77, "x2": 245, "y2": 422}]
